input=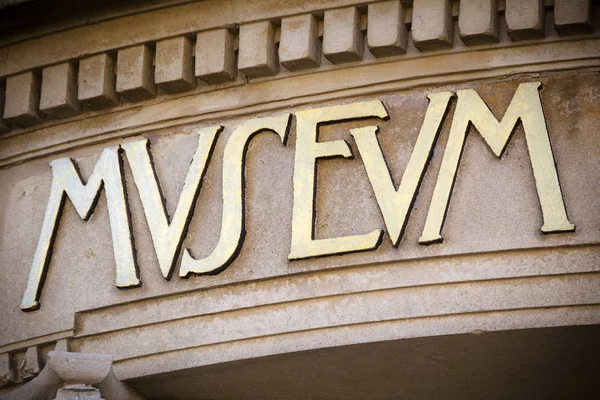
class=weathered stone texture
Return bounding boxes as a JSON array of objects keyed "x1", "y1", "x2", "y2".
[
  {"x1": 323, "y1": 7, "x2": 363, "y2": 63},
  {"x1": 238, "y1": 21, "x2": 279, "y2": 78},
  {"x1": 40, "y1": 62, "x2": 81, "y2": 119},
  {"x1": 279, "y1": 14, "x2": 321, "y2": 71},
  {"x1": 367, "y1": 1, "x2": 408, "y2": 57},
  {"x1": 195, "y1": 29, "x2": 237, "y2": 84},
  {"x1": 155, "y1": 36, "x2": 196, "y2": 94},
  {"x1": 3, "y1": 71, "x2": 41, "y2": 127},
  {"x1": 505, "y1": 0, "x2": 545, "y2": 40},
  {"x1": 411, "y1": 0, "x2": 453, "y2": 51},
  {"x1": 553, "y1": 0, "x2": 593, "y2": 35},
  {"x1": 458, "y1": 0, "x2": 499, "y2": 45},
  {"x1": 116, "y1": 44, "x2": 156, "y2": 102},
  {"x1": 78, "y1": 53, "x2": 119, "y2": 111}
]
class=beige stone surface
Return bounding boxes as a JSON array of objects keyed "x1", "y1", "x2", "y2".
[
  {"x1": 155, "y1": 36, "x2": 195, "y2": 94},
  {"x1": 367, "y1": 1, "x2": 408, "y2": 57},
  {"x1": 279, "y1": 14, "x2": 321, "y2": 71},
  {"x1": 505, "y1": 0, "x2": 545, "y2": 40},
  {"x1": 195, "y1": 29, "x2": 237, "y2": 84},
  {"x1": 411, "y1": 0, "x2": 453, "y2": 51},
  {"x1": 3, "y1": 71, "x2": 41, "y2": 128},
  {"x1": 78, "y1": 53, "x2": 119, "y2": 111},
  {"x1": 554, "y1": 0, "x2": 593, "y2": 35},
  {"x1": 238, "y1": 21, "x2": 279, "y2": 78},
  {"x1": 323, "y1": 7, "x2": 364, "y2": 63},
  {"x1": 458, "y1": 0, "x2": 499, "y2": 45},
  {"x1": 116, "y1": 44, "x2": 156, "y2": 102},
  {"x1": 40, "y1": 62, "x2": 81, "y2": 119}
]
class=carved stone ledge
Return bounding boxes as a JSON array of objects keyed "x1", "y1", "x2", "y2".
[{"x1": 0, "y1": 1, "x2": 597, "y2": 137}]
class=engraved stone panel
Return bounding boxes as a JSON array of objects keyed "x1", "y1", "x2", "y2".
[{"x1": 1, "y1": 73, "x2": 598, "y2": 351}]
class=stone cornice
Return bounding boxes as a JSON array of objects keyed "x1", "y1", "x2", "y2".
[{"x1": 0, "y1": 0, "x2": 597, "y2": 147}]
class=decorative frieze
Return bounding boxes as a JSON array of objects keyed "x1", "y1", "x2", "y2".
[{"x1": 0, "y1": 1, "x2": 597, "y2": 135}]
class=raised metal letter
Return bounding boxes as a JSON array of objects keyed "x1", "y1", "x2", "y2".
[
  {"x1": 289, "y1": 101, "x2": 389, "y2": 260},
  {"x1": 180, "y1": 114, "x2": 292, "y2": 276},
  {"x1": 21, "y1": 146, "x2": 137, "y2": 311},
  {"x1": 420, "y1": 82, "x2": 575, "y2": 244},
  {"x1": 351, "y1": 92, "x2": 454, "y2": 246},
  {"x1": 121, "y1": 126, "x2": 221, "y2": 279}
]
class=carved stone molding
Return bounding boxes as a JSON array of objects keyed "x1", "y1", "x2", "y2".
[{"x1": 0, "y1": 0, "x2": 597, "y2": 136}]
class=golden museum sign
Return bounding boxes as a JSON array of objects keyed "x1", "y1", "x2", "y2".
[{"x1": 20, "y1": 82, "x2": 575, "y2": 311}]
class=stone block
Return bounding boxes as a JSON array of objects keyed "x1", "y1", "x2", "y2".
[
  {"x1": 554, "y1": 0, "x2": 593, "y2": 35},
  {"x1": 78, "y1": 53, "x2": 119, "y2": 111},
  {"x1": 323, "y1": 7, "x2": 363, "y2": 64},
  {"x1": 280, "y1": 14, "x2": 321, "y2": 71},
  {"x1": 195, "y1": 29, "x2": 237, "y2": 84},
  {"x1": 3, "y1": 71, "x2": 42, "y2": 128},
  {"x1": 0, "y1": 81, "x2": 10, "y2": 133},
  {"x1": 155, "y1": 36, "x2": 196, "y2": 94},
  {"x1": 459, "y1": 0, "x2": 499, "y2": 45},
  {"x1": 116, "y1": 44, "x2": 156, "y2": 102},
  {"x1": 238, "y1": 21, "x2": 279, "y2": 78},
  {"x1": 40, "y1": 62, "x2": 81, "y2": 119},
  {"x1": 412, "y1": 0, "x2": 453, "y2": 51},
  {"x1": 367, "y1": 1, "x2": 408, "y2": 57},
  {"x1": 505, "y1": 0, "x2": 545, "y2": 40}
]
